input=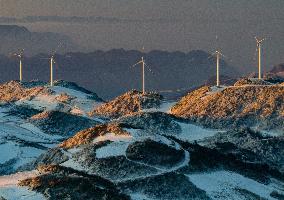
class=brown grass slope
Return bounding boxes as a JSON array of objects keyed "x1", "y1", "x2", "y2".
[
  {"x1": 171, "y1": 83, "x2": 284, "y2": 130},
  {"x1": 59, "y1": 123, "x2": 130, "y2": 149},
  {"x1": 0, "y1": 81, "x2": 50, "y2": 102},
  {"x1": 90, "y1": 90, "x2": 163, "y2": 118}
]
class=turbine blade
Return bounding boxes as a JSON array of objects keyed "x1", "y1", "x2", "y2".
[
  {"x1": 131, "y1": 61, "x2": 142, "y2": 68},
  {"x1": 145, "y1": 63, "x2": 154, "y2": 74},
  {"x1": 52, "y1": 42, "x2": 63, "y2": 55},
  {"x1": 54, "y1": 60, "x2": 60, "y2": 68},
  {"x1": 220, "y1": 52, "x2": 226, "y2": 58},
  {"x1": 259, "y1": 38, "x2": 265, "y2": 43}
]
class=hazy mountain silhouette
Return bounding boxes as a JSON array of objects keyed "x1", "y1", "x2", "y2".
[
  {"x1": 0, "y1": 49, "x2": 239, "y2": 99},
  {"x1": 0, "y1": 25, "x2": 77, "y2": 55},
  {"x1": 270, "y1": 63, "x2": 284, "y2": 75}
]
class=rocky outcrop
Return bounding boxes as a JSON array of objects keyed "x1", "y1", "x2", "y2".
[{"x1": 90, "y1": 90, "x2": 163, "y2": 118}]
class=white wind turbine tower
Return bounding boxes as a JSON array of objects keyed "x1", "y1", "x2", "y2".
[
  {"x1": 49, "y1": 54, "x2": 56, "y2": 87},
  {"x1": 48, "y1": 43, "x2": 63, "y2": 87},
  {"x1": 132, "y1": 47, "x2": 152, "y2": 94},
  {"x1": 13, "y1": 49, "x2": 24, "y2": 82},
  {"x1": 211, "y1": 50, "x2": 225, "y2": 87},
  {"x1": 255, "y1": 37, "x2": 265, "y2": 80}
]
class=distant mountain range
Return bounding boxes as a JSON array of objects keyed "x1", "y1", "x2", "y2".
[
  {"x1": 0, "y1": 48, "x2": 239, "y2": 99},
  {"x1": 0, "y1": 25, "x2": 77, "y2": 55},
  {"x1": 270, "y1": 63, "x2": 284, "y2": 77},
  {"x1": 0, "y1": 25, "x2": 282, "y2": 100}
]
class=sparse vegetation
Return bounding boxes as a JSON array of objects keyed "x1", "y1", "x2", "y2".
[
  {"x1": 0, "y1": 81, "x2": 50, "y2": 102},
  {"x1": 171, "y1": 80, "x2": 284, "y2": 131},
  {"x1": 90, "y1": 90, "x2": 163, "y2": 118},
  {"x1": 59, "y1": 123, "x2": 130, "y2": 149},
  {"x1": 19, "y1": 165, "x2": 130, "y2": 200}
]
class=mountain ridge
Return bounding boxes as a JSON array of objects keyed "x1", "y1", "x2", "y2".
[
  {"x1": 0, "y1": 25, "x2": 78, "y2": 56},
  {"x1": 0, "y1": 47, "x2": 238, "y2": 100}
]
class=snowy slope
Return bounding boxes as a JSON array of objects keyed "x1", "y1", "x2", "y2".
[
  {"x1": 176, "y1": 122, "x2": 221, "y2": 142},
  {"x1": 187, "y1": 171, "x2": 284, "y2": 200},
  {"x1": 0, "y1": 106, "x2": 63, "y2": 174},
  {"x1": 0, "y1": 171, "x2": 44, "y2": 200},
  {"x1": 16, "y1": 85, "x2": 102, "y2": 117},
  {"x1": 0, "y1": 186, "x2": 44, "y2": 200},
  {"x1": 0, "y1": 82, "x2": 283, "y2": 199}
]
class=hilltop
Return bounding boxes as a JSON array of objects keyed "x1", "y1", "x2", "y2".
[
  {"x1": 90, "y1": 90, "x2": 163, "y2": 118},
  {"x1": 171, "y1": 78, "x2": 284, "y2": 132}
]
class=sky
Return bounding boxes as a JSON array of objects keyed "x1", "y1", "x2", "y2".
[{"x1": 0, "y1": 0, "x2": 283, "y2": 72}]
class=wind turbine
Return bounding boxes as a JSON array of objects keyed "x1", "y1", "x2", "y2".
[
  {"x1": 132, "y1": 48, "x2": 152, "y2": 94},
  {"x1": 210, "y1": 50, "x2": 225, "y2": 87},
  {"x1": 13, "y1": 49, "x2": 24, "y2": 82},
  {"x1": 49, "y1": 53, "x2": 56, "y2": 87},
  {"x1": 255, "y1": 37, "x2": 265, "y2": 80},
  {"x1": 132, "y1": 57, "x2": 146, "y2": 94}
]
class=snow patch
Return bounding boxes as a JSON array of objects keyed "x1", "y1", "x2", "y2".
[
  {"x1": 177, "y1": 122, "x2": 219, "y2": 142},
  {"x1": 0, "y1": 142, "x2": 18, "y2": 164},
  {"x1": 96, "y1": 141, "x2": 129, "y2": 158},
  {"x1": 0, "y1": 171, "x2": 37, "y2": 187},
  {"x1": 93, "y1": 133, "x2": 132, "y2": 143},
  {"x1": 0, "y1": 186, "x2": 45, "y2": 200},
  {"x1": 129, "y1": 193, "x2": 152, "y2": 200},
  {"x1": 187, "y1": 171, "x2": 281, "y2": 200},
  {"x1": 16, "y1": 94, "x2": 59, "y2": 111},
  {"x1": 15, "y1": 85, "x2": 102, "y2": 116},
  {"x1": 61, "y1": 159, "x2": 86, "y2": 172},
  {"x1": 142, "y1": 101, "x2": 177, "y2": 113}
]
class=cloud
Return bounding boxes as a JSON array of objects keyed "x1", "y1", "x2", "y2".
[{"x1": 0, "y1": 16, "x2": 180, "y2": 24}]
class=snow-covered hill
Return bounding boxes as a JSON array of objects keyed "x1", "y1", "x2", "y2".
[
  {"x1": 0, "y1": 80, "x2": 283, "y2": 200},
  {"x1": 0, "y1": 80, "x2": 105, "y2": 199},
  {"x1": 15, "y1": 112, "x2": 284, "y2": 199}
]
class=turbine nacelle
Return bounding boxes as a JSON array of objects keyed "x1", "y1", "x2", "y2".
[
  {"x1": 255, "y1": 37, "x2": 265, "y2": 46},
  {"x1": 12, "y1": 49, "x2": 24, "y2": 59},
  {"x1": 213, "y1": 50, "x2": 225, "y2": 58}
]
